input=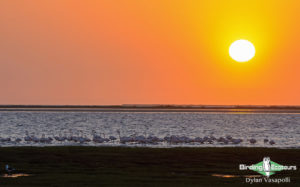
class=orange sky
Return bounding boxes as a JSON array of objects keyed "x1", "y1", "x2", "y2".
[{"x1": 0, "y1": 0, "x2": 300, "y2": 105}]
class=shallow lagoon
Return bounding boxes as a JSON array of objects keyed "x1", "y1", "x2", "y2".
[{"x1": 0, "y1": 111, "x2": 299, "y2": 148}]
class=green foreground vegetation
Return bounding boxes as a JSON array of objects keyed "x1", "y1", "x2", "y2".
[{"x1": 0, "y1": 146, "x2": 299, "y2": 186}]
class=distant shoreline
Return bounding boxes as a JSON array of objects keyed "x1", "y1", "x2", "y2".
[
  {"x1": 0, "y1": 105, "x2": 300, "y2": 113},
  {"x1": 1, "y1": 104, "x2": 300, "y2": 109}
]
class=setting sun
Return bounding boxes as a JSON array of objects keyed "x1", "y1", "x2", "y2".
[{"x1": 229, "y1": 40, "x2": 255, "y2": 62}]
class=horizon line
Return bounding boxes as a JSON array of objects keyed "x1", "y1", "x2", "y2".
[{"x1": 0, "y1": 104, "x2": 300, "y2": 109}]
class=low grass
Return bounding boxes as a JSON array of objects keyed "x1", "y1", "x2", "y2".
[{"x1": 0, "y1": 146, "x2": 299, "y2": 186}]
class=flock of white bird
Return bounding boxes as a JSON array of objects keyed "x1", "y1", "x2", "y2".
[{"x1": 0, "y1": 130, "x2": 276, "y2": 146}]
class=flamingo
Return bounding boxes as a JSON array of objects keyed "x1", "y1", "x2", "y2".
[
  {"x1": 39, "y1": 134, "x2": 47, "y2": 143},
  {"x1": 222, "y1": 139, "x2": 229, "y2": 144},
  {"x1": 101, "y1": 133, "x2": 110, "y2": 142},
  {"x1": 79, "y1": 136, "x2": 85, "y2": 144},
  {"x1": 136, "y1": 135, "x2": 147, "y2": 144},
  {"x1": 232, "y1": 138, "x2": 243, "y2": 144},
  {"x1": 194, "y1": 137, "x2": 204, "y2": 144},
  {"x1": 54, "y1": 133, "x2": 65, "y2": 143},
  {"x1": 54, "y1": 133, "x2": 60, "y2": 141},
  {"x1": 147, "y1": 135, "x2": 161, "y2": 143},
  {"x1": 269, "y1": 140, "x2": 275, "y2": 145},
  {"x1": 109, "y1": 136, "x2": 117, "y2": 141},
  {"x1": 78, "y1": 131, "x2": 85, "y2": 144},
  {"x1": 249, "y1": 138, "x2": 257, "y2": 144},
  {"x1": 24, "y1": 131, "x2": 32, "y2": 142},
  {"x1": 15, "y1": 138, "x2": 22, "y2": 143},
  {"x1": 0, "y1": 137, "x2": 11, "y2": 143},
  {"x1": 84, "y1": 135, "x2": 91, "y2": 142},
  {"x1": 203, "y1": 136, "x2": 209, "y2": 142},
  {"x1": 207, "y1": 138, "x2": 214, "y2": 144},
  {"x1": 62, "y1": 132, "x2": 68, "y2": 141},
  {"x1": 163, "y1": 136, "x2": 171, "y2": 142},
  {"x1": 67, "y1": 130, "x2": 73, "y2": 142},
  {"x1": 92, "y1": 131, "x2": 105, "y2": 143},
  {"x1": 72, "y1": 131, "x2": 80, "y2": 142},
  {"x1": 209, "y1": 135, "x2": 217, "y2": 141},
  {"x1": 180, "y1": 136, "x2": 192, "y2": 143},
  {"x1": 31, "y1": 133, "x2": 39, "y2": 143},
  {"x1": 217, "y1": 137, "x2": 225, "y2": 142},
  {"x1": 226, "y1": 135, "x2": 233, "y2": 140},
  {"x1": 44, "y1": 135, "x2": 53, "y2": 144},
  {"x1": 117, "y1": 130, "x2": 128, "y2": 144},
  {"x1": 169, "y1": 135, "x2": 180, "y2": 144}
]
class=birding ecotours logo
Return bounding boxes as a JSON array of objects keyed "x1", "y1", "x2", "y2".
[
  {"x1": 250, "y1": 157, "x2": 284, "y2": 177},
  {"x1": 239, "y1": 157, "x2": 297, "y2": 177}
]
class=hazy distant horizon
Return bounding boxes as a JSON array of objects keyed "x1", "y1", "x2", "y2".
[{"x1": 1, "y1": 104, "x2": 300, "y2": 108}]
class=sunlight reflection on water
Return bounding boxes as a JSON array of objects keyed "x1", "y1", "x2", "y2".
[
  {"x1": 212, "y1": 174, "x2": 262, "y2": 178},
  {"x1": 2, "y1": 173, "x2": 31, "y2": 178}
]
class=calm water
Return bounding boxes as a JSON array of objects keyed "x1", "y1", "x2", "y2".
[{"x1": 0, "y1": 111, "x2": 299, "y2": 148}]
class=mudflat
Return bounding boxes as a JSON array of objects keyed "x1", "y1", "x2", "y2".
[{"x1": 0, "y1": 147, "x2": 299, "y2": 186}]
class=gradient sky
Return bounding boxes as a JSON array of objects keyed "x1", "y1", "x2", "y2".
[{"x1": 0, "y1": 0, "x2": 299, "y2": 105}]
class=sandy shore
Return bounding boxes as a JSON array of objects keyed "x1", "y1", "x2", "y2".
[{"x1": 0, "y1": 147, "x2": 299, "y2": 186}]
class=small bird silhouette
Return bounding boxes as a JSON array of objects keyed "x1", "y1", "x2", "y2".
[{"x1": 5, "y1": 164, "x2": 15, "y2": 175}]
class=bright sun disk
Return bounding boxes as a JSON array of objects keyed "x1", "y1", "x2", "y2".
[{"x1": 229, "y1": 40, "x2": 255, "y2": 62}]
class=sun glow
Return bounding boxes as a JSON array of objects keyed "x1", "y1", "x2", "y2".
[{"x1": 229, "y1": 40, "x2": 255, "y2": 62}]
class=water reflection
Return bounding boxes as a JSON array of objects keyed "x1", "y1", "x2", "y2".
[
  {"x1": 2, "y1": 173, "x2": 31, "y2": 178},
  {"x1": 212, "y1": 174, "x2": 262, "y2": 178}
]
